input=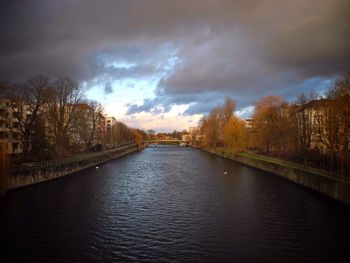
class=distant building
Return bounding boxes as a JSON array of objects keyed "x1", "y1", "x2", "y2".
[
  {"x1": 104, "y1": 116, "x2": 118, "y2": 147},
  {"x1": 105, "y1": 116, "x2": 117, "y2": 131},
  {"x1": 189, "y1": 126, "x2": 199, "y2": 135},
  {"x1": 245, "y1": 118, "x2": 256, "y2": 131},
  {"x1": 184, "y1": 126, "x2": 205, "y2": 144},
  {"x1": 182, "y1": 134, "x2": 192, "y2": 141}
]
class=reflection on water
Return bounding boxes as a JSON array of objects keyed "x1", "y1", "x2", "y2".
[{"x1": 1, "y1": 147, "x2": 350, "y2": 262}]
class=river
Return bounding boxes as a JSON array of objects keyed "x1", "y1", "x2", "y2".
[{"x1": 1, "y1": 146, "x2": 350, "y2": 262}]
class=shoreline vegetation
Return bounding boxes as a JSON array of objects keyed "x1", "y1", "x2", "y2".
[
  {"x1": 0, "y1": 76, "x2": 147, "y2": 163},
  {"x1": 194, "y1": 72, "x2": 350, "y2": 178},
  {"x1": 212, "y1": 147, "x2": 348, "y2": 182}
]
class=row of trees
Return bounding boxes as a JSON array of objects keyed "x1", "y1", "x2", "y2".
[
  {"x1": 199, "y1": 97, "x2": 245, "y2": 151},
  {"x1": 106, "y1": 121, "x2": 147, "y2": 149},
  {"x1": 199, "y1": 73, "x2": 350, "y2": 175},
  {"x1": 0, "y1": 75, "x2": 146, "y2": 161}
]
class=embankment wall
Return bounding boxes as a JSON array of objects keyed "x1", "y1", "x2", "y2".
[
  {"x1": 9, "y1": 144, "x2": 142, "y2": 190},
  {"x1": 204, "y1": 148, "x2": 350, "y2": 206}
]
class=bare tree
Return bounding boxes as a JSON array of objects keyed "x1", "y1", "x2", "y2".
[
  {"x1": 6, "y1": 76, "x2": 50, "y2": 159},
  {"x1": 46, "y1": 77, "x2": 85, "y2": 156},
  {"x1": 75, "y1": 100, "x2": 104, "y2": 151},
  {"x1": 332, "y1": 73, "x2": 350, "y2": 156},
  {"x1": 294, "y1": 91, "x2": 318, "y2": 164}
]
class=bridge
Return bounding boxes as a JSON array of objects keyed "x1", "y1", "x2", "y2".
[{"x1": 145, "y1": 140, "x2": 191, "y2": 147}]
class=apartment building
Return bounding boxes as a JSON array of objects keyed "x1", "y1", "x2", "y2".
[
  {"x1": 0, "y1": 98, "x2": 107, "y2": 154},
  {"x1": 296, "y1": 99, "x2": 349, "y2": 151},
  {"x1": 96, "y1": 113, "x2": 105, "y2": 145},
  {"x1": 245, "y1": 118, "x2": 256, "y2": 132},
  {"x1": 105, "y1": 116, "x2": 117, "y2": 130},
  {"x1": 104, "y1": 116, "x2": 117, "y2": 147},
  {"x1": 0, "y1": 98, "x2": 29, "y2": 154}
]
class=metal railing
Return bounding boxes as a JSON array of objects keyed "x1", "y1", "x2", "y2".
[{"x1": 11, "y1": 144, "x2": 137, "y2": 177}]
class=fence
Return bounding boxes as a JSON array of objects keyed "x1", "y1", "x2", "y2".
[{"x1": 9, "y1": 144, "x2": 139, "y2": 189}]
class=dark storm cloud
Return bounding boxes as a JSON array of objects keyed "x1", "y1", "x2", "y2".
[
  {"x1": 126, "y1": 97, "x2": 173, "y2": 115},
  {"x1": 104, "y1": 82, "x2": 113, "y2": 95},
  {"x1": 1, "y1": 0, "x2": 349, "y2": 114},
  {"x1": 126, "y1": 98, "x2": 160, "y2": 115},
  {"x1": 125, "y1": 91, "x2": 228, "y2": 116},
  {"x1": 90, "y1": 61, "x2": 159, "y2": 81}
]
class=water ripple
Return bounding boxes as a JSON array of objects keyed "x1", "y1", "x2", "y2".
[{"x1": 2, "y1": 147, "x2": 350, "y2": 262}]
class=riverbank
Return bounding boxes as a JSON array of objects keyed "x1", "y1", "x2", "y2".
[
  {"x1": 202, "y1": 147, "x2": 350, "y2": 206},
  {"x1": 7, "y1": 144, "x2": 144, "y2": 192}
]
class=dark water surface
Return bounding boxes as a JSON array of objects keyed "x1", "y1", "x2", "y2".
[{"x1": 1, "y1": 147, "x2": 350, "y2": 262}]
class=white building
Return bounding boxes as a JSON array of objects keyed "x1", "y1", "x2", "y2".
[
  {"x1": 245, "y1": 118, "x2": 256, "y2": 131},
  {"x1": 105, "y1": 116, "x2": 117, "y2": 131}
]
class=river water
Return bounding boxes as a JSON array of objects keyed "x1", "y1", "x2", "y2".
[{"x1": 1, "y1": 147, "x2": 350, "y2": 262}]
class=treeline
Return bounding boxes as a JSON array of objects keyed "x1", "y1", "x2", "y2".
[
  {"x1": 199, "y1": 73, "x2": 350, "y2": 175},
  {"x1": 105, "y1": 121, "x2": 147, "y2": 149},
  {"x1": 0, "y1": 75, "x2": 147, "y2": 161}
]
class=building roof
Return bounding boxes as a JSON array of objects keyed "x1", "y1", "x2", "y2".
[{"x1": 297, "y1": 99, "x2": 336, "y2": 112}]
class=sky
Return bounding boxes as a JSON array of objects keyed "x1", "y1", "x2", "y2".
[{"x1": 1, "y1": 0, "x2": 349, "y2": 132}]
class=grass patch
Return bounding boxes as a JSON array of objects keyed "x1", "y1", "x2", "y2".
[{"x1": 208, "y1": 147, "x2": 349, "y2": 183}]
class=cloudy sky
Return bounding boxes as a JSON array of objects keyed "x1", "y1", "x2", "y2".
[{"x1": 1, "y1": 0, "x2": 349, "y2": 132}]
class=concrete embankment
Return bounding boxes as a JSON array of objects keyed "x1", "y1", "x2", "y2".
[
  {"x1": 8, "y1": 144, "x2": 143, "y2": 191},
  {"x1": 203, "y1": 147, "x2": 350, "y2": 206},
  {"x1": 0, "y1": 141, "x2": 9, "y2": 196}
]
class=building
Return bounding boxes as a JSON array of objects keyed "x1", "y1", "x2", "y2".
[
  {"x1": 296, "y1": 99, "x2": 349, "y2": 151},
  {"x1": 96, "y1": 113, "x2": 105, "y2": 145},
  {"x1": 105, "y1": 116, "x2": 117, "y2": 131},
  {"x1": 0, "y1": 98, "x2": 107, "y2": 154},
  {"x1": 104, "y1": 116, "x2": 118, "y2": 147},
  {"x1": 189, "y1": 126, "x2": 199, "y2": 135},
  {"x1": 182, "y1": 134, "x2": 192, "y2": 141},
  {"x1": 183, "y1": 126, "x2": 205, "y2": 144},
  {"x1": 0, "y1": 98, "x2": 31, "y2": 154},
  {"x1": 245, "y1": 118, "x2": 256, "y2": 132}
]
